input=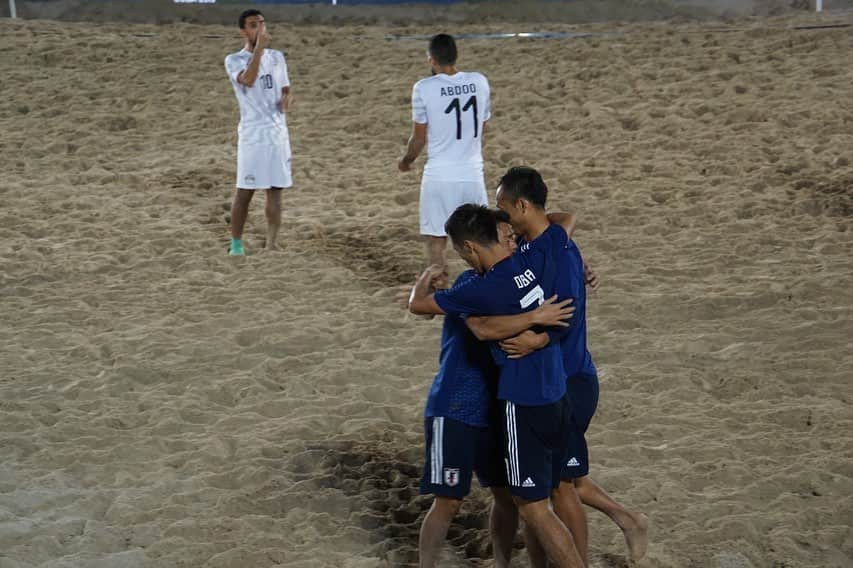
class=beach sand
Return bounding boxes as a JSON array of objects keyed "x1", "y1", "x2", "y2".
[{"x1": 0, "y1": 6, "x2": 851, "y2": 567}]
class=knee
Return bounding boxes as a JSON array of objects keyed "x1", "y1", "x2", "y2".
[
  {"x1": 514, "y1": 497, "x2": 549, "y2": 523},
  {"x1": 554, "y1": 480, "x2": 581, "y2": 501},
  {"x1": 432, "y1": 496, "x2": 463, "y2": 518},
  {"x1": 265, "y1": 199, "x2": 280, "y2": 212}
]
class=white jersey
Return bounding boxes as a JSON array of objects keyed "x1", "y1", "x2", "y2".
[
  {"x1": 412, "y1": 71, "x2": 491, "y2": 182},
  {"x1": 225, "y1": 48, "x2": 290, "y2": 146}
]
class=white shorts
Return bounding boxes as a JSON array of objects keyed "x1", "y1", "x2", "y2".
[
  {"x1": 419, "y1": 177, "x2": 488, "y2": 237},
  {"x1": 236, "y1": 141, "x2": 293, "y2": 190}
]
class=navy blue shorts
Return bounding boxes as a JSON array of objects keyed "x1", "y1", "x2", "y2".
[
  {"x1": 561, "y1": 374, "x2": 599, "y2": 480},
  {"x1": 501, "y1": 396, "x2": 573, "y2": 501},
  {"x1": 420, "y1": 417, "x2": 506, "y2": 499}
]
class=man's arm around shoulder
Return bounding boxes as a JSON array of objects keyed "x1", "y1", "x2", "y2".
[{"x1": 464, "y1": 296, "x2": 574, "y2": 341}]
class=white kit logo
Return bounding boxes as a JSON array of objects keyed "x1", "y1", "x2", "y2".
[
  {"x1": 566, "y1": 457, "x2": 580, "y2": 467},
  {"x1": 521, "y1": 477, "x2": 536, "y2": 488}
]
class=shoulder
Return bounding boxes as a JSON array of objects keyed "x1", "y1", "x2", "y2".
[
  {"x1": 547, "y1": 223, "x2": 570, "y2": 249},
  {"x1": 486, "y1": 257, "x2": 519, "y2": 280},
  {"x1": 413, "y1": 75, "x2": 438, "y2": 90},
  {"x1": 225, "y1": 51, "x2": 247, "y2": 67},
  {"x1": 526, "y1": 224, "x2": 567, "y2": 251},
  {"x1": 453, "y1": 269, "x2": 478, "y2": 286},
  {"x1": 469, "y1": 71, "x2": 489, "y2": 85},
  {"x1": 545, "y1": 222, "x2": 566, "y2": 240},
  {"x1": 268, "y1": 49, "x2": 286, "y2": 61}
]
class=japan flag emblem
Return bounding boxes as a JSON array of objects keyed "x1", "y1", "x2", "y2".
[{"x1": 443, "y1": 468, "x2": 460, "y2": 487}]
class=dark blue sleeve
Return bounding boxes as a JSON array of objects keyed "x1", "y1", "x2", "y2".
[
  {"x1": 542, "y1": 224, "x2": 572, "y2": 344},
  {"x1": 546, "y1": 222, "x2": 569, "y2": 249},
  {"x1": 435, "y1": 275, "x2": 505, "y2": 317}
]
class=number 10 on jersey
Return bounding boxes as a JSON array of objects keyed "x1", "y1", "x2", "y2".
[{"x1": 444, "y1": 96, "x2": 478, "y2": 140}]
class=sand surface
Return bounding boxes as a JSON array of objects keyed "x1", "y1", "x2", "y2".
[{"x1": 1, "y1": 7, "x2": 852, "y2": 568}]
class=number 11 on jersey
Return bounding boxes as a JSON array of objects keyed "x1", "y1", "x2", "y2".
[{"x1": 444, "y1": 95, "x2": 478, "y2": 140}]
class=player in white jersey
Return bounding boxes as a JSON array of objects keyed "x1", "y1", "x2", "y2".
[
  {"x1": 398, "y1": 34, "x2": 491, "y2": 279},
  {"x1": 224, "y1": 9, "x2": 293, "y2": 256}
]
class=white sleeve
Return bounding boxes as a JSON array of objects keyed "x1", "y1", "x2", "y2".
[
  {"x1": 412, "y1": 82, "x2": 427, "y2": 124},
  {"x1": 279, "y1": 52, "x2": 290, "y2": 88},
  {"x1": 224, "y1": 55, "x2": 245, "y2": 84},
  {"x1": 481, "y1": 76, "x2": 491, "y2": 122}
]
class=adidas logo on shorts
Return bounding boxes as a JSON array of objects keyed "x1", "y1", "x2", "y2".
[
  {"x1": 521, "y1": 477, "x2": 536, "y2": 488},
  {"x1": 566, "y1": 457, "x2": 580, "y2": 467}
]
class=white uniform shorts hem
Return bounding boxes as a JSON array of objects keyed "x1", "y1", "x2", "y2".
[
  {"x1": 237, "y1": 142, "x2": 293, "y2": 190},
  {"x1": 419, "y1": 177, "x2": 488, "y2": 237}
]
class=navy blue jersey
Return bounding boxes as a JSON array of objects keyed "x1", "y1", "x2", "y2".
[
  {"x1": 425, "y1": 270, "x2": 498, "y2": 427},
  {"x1": 434, "y1": 231, "x2": 568, "y2": 406},
  {"x1": 519, "y1": 224, "x2": 597, "y2": 378}
]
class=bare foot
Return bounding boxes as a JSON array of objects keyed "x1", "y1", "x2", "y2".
[
  {"x1": 262, "y1": 238, "x2": 281, "y2": 252},
  {"x1": 624, "y1": 513, "x2": 649, "y2": 562}
]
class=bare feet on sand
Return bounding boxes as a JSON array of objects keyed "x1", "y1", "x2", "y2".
[{"x1": 623, "y1": 512, "x2": 649, "y2": 562}]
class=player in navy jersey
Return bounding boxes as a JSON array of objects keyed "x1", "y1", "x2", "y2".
[
  {"x1": 399, "y1": 217, "x2": 577, "y2": 568},
  {"x1": 491, "y1": 167, "x2": 649, "y2": 564},
  {"x1": 409, "y1": 205, "x2": 586, "y2": 568}
]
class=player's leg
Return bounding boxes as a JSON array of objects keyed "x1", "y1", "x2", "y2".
[
  {"x1": 419, "y1": 496, "x2": 462, "y2": 568},
  {"x1": 419, "y1": 177, "x2": 451, "y2": 280},
  {"x1": 418, "y1": 416, "x2": 478, "y2": 567},
  {"x1": 488, "y1": 487, "x2": 517, "y2": 568},
  {"x1": 553, "y1": 374, "x2": 601, "y2": 564},
  {"x1": 514, "y1": 497, "x2": 583, "y2": 568},
  {"x1": 263, "y1": 137, "x2": 292, "y2": 251},
  {"x1": 229, "y1": 188, "x2": 255, "y2": 255},
  {"x1": 553, "y1": 389, "x2": 590, "y2": 566},
  {"x1": 264, "y1": 188, "x2": 282, "y2": 250},
  {"x1": 574, "y1": 476, "x2": 649, "y2": 562},
  {"x1": 425, "y1": 178, "x2": 487, "y2": 279},
  {"x1": 552, "y1": 480, "x2": 588, "y2": 566},
  {"x1": 479, "y1": 416, "x2": 516, "y2": 568},
  {"x1": 521, "y1": 520, "x2": 548, "y2": 568},
  {"x1": 503, "y1": 399, "x2": 583, "y2": 568},
  {"x1": 233, "y1": 140, "x2": 266, "y2": 256},
  {"x1": 425, "y1": 236, "x2": 447, "y2": 272}
]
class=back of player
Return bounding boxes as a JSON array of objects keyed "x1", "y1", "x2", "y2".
[
  {"x1": 415, "y1": 71, "x2": 490, "y2": 185},
  {"x1": 399, "y1": 34, "x2": 491, "y2": 272}
]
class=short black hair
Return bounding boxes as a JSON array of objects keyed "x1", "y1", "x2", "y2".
[
  {"x1": 239, "y1": 9, "x2": 263, "y2": 29},
  {"x1": 445, "y1": 204, "x2": 499, "y2": 248},
  {"x1": 429, "y1": 34, "x2": 458, "y2": 66},
  {"x1": 492, "y1": 208, "x2": 511, "y2": 225},
  {"x1": 497, "y1": 166, "x2": 548, "y2": 209}
]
